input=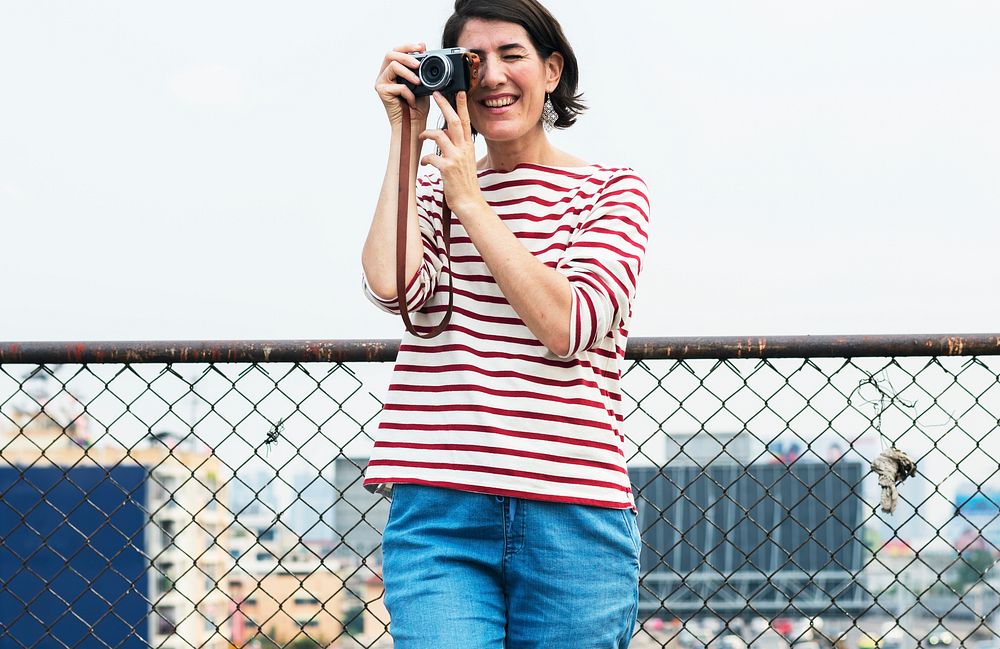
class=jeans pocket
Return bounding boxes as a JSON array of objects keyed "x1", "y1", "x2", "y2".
[
  {"x1": 619, "y1": 508, "x2": 641, "y2": 564},
  {"x1": 385, "y1": 483, "x2": 412, "y2": 529}
]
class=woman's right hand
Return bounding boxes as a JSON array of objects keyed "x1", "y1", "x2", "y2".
[{"x1": 375, "y1": 43, "x2": 432, "y2": 128}]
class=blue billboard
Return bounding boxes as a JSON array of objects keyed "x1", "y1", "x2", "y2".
[
  {"x1": 953, "y1": 488, "x2": 1000, "y2": 547},
  {"x1": 955, "y1": 489, "x2": 1000, "y2": 516},
  {"x1": 0, "y1": 464, "x2": 149, "y2": 648}
]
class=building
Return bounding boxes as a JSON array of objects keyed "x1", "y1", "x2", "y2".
[
  {"x1": 287, "y1": 467, "x2": 337, "y2": 543},
  {"x1": 227, "y1": 469, "x2": 296, "y2": 578},
  {"x1": 1, "y1": 415, "x2": 233, "y2": 649},
  {"x1": 227, "y1": 557, "x2": 344, "y2": 647},
  {"x1": 631, "y1": 459, "x2": 869, "y2": 618},
  {"x1": 331, "y1": 457, "x2": 390, "y2": 564},
  {"x1": 1, "y1": 462, "x2": 149, "y2": 648},
  {"x1": 360, "y1": 569, "x2": 391, "y2": 646}
]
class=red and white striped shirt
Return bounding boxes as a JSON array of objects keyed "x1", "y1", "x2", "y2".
[{"x1": 362, "y1": 163, "x2": 650, "y2": 509}]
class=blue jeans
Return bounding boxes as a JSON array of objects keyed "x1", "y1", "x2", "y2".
[{"x1": 381, "y1": 484, "x2": 640, "y2": 649}]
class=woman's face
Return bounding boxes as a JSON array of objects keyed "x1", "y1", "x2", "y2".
[{"x1": 457, "y1": 18, "x2": 563, "y2": 144}]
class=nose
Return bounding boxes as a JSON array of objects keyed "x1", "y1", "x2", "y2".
[{"x1": 479, "y1": 55, "x2": 506, "y2": 89}]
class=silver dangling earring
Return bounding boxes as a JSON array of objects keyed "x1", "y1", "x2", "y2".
[{"x1": 541, "y1": 93, "x2": 557, "y2": 131}]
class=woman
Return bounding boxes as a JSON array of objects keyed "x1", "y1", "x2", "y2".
[{"x1": 360, "y1": 1, "x2": 649, "y2": 647}]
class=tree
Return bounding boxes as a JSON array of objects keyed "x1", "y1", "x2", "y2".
[
  {"x1": 950, "y1": 548, "x2": 998, "y2": 593},
  {"x1": 255, "y1": 628, "x2": 280, "y2": 649}
]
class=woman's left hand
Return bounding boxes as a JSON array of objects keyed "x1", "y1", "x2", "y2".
[{"x1": 419, "y1": 91, "x2": 486, "y2": 218}]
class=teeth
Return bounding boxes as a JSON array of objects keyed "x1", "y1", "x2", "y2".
[{"x1": 484, "y1": 96, "x2": 516, "y2": 108}]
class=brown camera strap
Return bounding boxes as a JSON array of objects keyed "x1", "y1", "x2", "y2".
[{"x1": 396, "y1": 100, "x2": 454, "y2": 338}]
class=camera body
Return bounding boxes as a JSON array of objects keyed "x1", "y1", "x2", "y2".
[{"x1": 400, "y1": 47, "x2": 480, "y2": 97}]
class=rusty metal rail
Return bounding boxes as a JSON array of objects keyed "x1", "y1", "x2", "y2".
[{"x1": 2, "y1": 333, "x2": 999, "y2": 364}]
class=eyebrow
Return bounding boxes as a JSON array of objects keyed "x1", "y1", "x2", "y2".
[{"x1": 469, "y1": 43, "x2": 529, "y2": 56}]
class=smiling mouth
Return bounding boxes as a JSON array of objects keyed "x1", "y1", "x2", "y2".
[{"x1": 481, "y1": 96, "x2": 518, "y2": 108}]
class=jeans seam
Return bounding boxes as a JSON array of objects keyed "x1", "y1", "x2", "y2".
[
  {"x1": 618, "y1": 595, "x2": 639, "y2": 649},
  {"x1": 619, "y1": 507, "x2": 640, "y2": 649},
  {"x1": 501, "y1": 496, "x2": 510, "y2": 579},
  {"x1": 620, "y1": 508, "x2": 641, "y2": 560},
  {"x1": 386, "y1": 487, "x2": 400, "y2": 525},
  {"x1": 505, "y1": 498, "x2": 525, "y2": 557}
]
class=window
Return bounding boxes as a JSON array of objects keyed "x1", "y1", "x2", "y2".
[
  {"x1": 159, "y1": 520, "x2": 175, "y2": 547},
  {"x1": 153, "y1": 472, "x2": 178, "y2": 491},
  {"x1": 156, "y1": 606, "x2": 177, "y2": 635},
  {"x1": 149, "y1": 481, "x2": 167, "y2": 503},
  {"x1": 156, "y1": 574, "x2": 173, "y2": 593},
  {"x1": 155, "y1": 562, "x2": 174, "y2": 593}
]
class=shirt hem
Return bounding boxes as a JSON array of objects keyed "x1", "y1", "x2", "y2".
[{"x1": 363, "y1": 476, "x2": 636, "y2": 511}]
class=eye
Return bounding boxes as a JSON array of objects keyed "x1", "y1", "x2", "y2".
[{"x1": 503, "y1": 54, "x2": 525, "y2": 61}]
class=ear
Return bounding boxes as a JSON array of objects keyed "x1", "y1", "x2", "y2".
[{"x1": 544, "y1": 52, "x2": 564, "y2": 93}]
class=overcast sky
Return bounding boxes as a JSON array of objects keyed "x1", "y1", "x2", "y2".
[{"x1": 1, "y1": 1, "x2": 998, "y2": 342}]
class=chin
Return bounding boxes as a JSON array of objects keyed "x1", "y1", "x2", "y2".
[{"x1": 474, "y1": 121, "x2": 539, "y2": 143}]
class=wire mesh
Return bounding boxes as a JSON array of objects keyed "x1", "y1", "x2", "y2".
[{"x1": 1, "y1": 338, "x2": 998, "y2": 649}]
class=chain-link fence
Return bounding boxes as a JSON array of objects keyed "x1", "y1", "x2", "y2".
[{"x1": 1, "y1": 335, "x2": 998, "y2": 649}]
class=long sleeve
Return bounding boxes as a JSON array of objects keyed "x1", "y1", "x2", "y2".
[
  {"x1": 362, "y1": 174, "x2": 448, "y2": 315},
  {"x1": 556, "y1": 170, "x2": 650, "y2": 357}
]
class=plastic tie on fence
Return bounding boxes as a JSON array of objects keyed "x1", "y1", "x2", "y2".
[{"x1": 870, "y1": 446, "x2": 917, "y2": 514}]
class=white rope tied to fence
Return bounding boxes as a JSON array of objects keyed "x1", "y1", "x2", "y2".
[{"x1": 870, "y1": 447, "x2": 917, "y2": 513}]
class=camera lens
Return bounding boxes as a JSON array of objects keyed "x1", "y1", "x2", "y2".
[{"x1": 419, "y1": 54, "x2": 453, "y2": 91}]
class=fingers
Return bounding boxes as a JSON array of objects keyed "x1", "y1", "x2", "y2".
[
  {"x1": 377, "y1": 43, "x2": 425, "y2": 89},
  {"x1": 455, "y1": 91, "x2": 473, "y2": 138},
  {"x1": 418, "y1": 128, "x2": 454, "y2": 156},
  {"x1": 432, "y1": 92, "x2": 464, "y2": 142},
  {"x1": 375, "y1": 58, "x2": 421, "y2": 109},
  {"x1": 381, "y1": 42, "x2": 425, "y2": 66},
  {"x1": 420, "y1": 152, "x2": 443, "y2": 168},
  {"x1": 375, "y1": 61, "x2": 420, "y2": 88},
  {"x1": 377, "y1": 83, "x2": 419, "y2": 109},
  {"x1": 380, "y1": 51, "x2": 420, "y2": 76},
  {"x1": 376, "y1": 43, "x2": 431, "y2": 125},
  {"x1": 393, "y1": 42, "x2": 426, "y2": 55},
  {"x1": 382, "y1": 60, "x2": 419, "y2": 86}
]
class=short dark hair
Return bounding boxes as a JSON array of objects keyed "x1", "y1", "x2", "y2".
[{"x1": 441, "y1": 0, "x2": 585, "y2": 129}]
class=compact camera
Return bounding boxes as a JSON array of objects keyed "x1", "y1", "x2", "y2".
[{"x1": 400, "y1": 47, "x2": 480, "y2": 97}]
